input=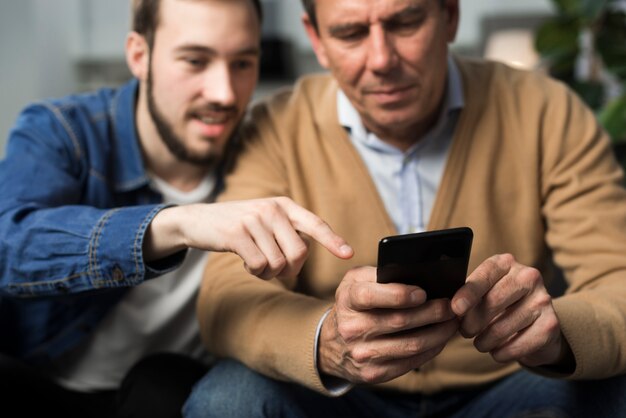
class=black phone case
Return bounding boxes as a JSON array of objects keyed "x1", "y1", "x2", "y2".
[{"x1": 376, "y1": 227, "x2": 473, "y2": 299}]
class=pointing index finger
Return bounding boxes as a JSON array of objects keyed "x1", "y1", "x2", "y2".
[{"x1": 280, "y1": 198, "x2": 354, "y2": 260}]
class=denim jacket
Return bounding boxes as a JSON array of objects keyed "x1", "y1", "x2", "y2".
[{"x1": 0, "y1": 79, "x2": 185, "y2": 364}]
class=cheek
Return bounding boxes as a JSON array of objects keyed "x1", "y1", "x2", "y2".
[{"x1": 235, "y1": 75, "x2": 258, "y2": 104}]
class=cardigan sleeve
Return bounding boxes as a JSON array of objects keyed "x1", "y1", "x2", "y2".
[{"x1": 539, "y1": 80, "x2": 626, "y2": 379}]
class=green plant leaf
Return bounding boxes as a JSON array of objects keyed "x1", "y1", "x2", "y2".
[
  {"x1": 596, "y1": 11, "x2": 626, "y2": 81},
  {"x1": 535, "y1": 17, "x2": 580, "y2": 75},
  {"x1": 553, "y1": 0, "x2": 608, "y2": 20},
  {"x1": 552, "y1": 0, "x2": 581, "y2": 16},
  {"x1": 599, "y1": 94, "x2": 626, "y2": 143},
  {"x1": 572, "y1": 81, "x2": 606, "y2": 110},
  {"x1": 580, "y1": 0, "x2": 609, "y2": 21}
]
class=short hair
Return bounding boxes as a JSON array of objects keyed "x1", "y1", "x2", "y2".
[
  {"x1": 301, "y1": 0, "x2": 446, "y2": 33},
  {"x1": 132, "y1": 0, "x2": 263, "y2": 47}
]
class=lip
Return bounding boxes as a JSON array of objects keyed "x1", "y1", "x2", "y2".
[
  {"x1": 191, "y1": 116, "x2": 231, "y2": 138},
  {"x1": 363, "y1": 84, "x2": 416, "y2": 105}
]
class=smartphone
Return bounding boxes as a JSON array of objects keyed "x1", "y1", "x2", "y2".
[{"x1": 376, "y1": 227, "x2": 473, "y2": 299}]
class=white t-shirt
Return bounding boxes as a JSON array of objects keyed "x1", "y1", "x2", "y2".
[{"x1": 49, "y1": 174, "x2": 216, "y2": 391}]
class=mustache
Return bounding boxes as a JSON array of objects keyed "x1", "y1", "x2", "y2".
[{"x1": 188, "y1": 103, "x2": 238, "y2": 117}]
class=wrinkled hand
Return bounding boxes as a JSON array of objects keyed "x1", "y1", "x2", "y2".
[
  {"x1": 144, "y1": 196, "x2": 353, "y2": 280},
  {"x1": 318, "y1": 266, "x2": 459, "y2": 384},
  {"x1": 452, "y1": 254, "x2": 572, "y2": 369}
]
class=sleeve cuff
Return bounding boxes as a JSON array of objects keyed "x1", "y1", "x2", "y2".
[
  {"x1": 314, "y1": 308, "x2": 354, "y2": 397},
  {"x1": 89, "y1": 204, "x2": 186, "y2": 287}
]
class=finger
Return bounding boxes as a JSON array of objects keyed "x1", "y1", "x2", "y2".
[
  {"x1": 349, "y1": 281, "x2": 427, "y2": 311},
  {"x1": 472, "y1": 296, "x2": 540, "y2": 353},
  {"x1": 452, "y1": 254, "x2": 515, "y2": 317},
  {"x1": 459, "y1": 263, "x2": 543, "y2": 338},
  {"x1": 232, "y1": 236, "x2": 269, "y2": 278},
  {"x1": 353, "y1": 345, "x2": 446, "y2": 385},
  {"x1": 271, "y1": 213, "x2": 310, "y2": 279},
  {"x1": 489, "y1": 309, "x2": 561, "y2": 366},
  {"x1": 279, "y1": 197, "x2": 354, "y2": 259},
  {"x1": 371, "y1": 299, "x2": 456, "y2": 335},
  {"x1": 242, "y1": 214, "x2": 286, "y2": 279},
  {"x1": 348, "y1": 320, "x2": 458, "y2": 384}
]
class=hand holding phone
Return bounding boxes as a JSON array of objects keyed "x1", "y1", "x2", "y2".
[{"x1": 376, "y1": 227, "x2": 473, "y2": 299}]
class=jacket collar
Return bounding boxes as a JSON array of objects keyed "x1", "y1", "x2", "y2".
[{"x1": 109, "y1": 78, "x2": 151, "y2": 193}]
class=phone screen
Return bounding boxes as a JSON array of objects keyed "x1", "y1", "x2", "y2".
[{"x1": 376, "y1": 227, "x2": 473, "y2": 299}]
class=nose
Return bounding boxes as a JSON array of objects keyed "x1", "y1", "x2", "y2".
[
  {"x1": 201, "y1": 61, "x2": 236, "y2": 107},
  {"x1": 367, "y1": 25, "x2": 397, "y2": 74}
]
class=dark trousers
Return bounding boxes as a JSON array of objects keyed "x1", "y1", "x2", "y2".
[
  {"x1": 0, "y1": 352, "x2": 208, "y2": 418},
  {"x1": 185, "y1": 359, "x2": 626, "y2": 418}
]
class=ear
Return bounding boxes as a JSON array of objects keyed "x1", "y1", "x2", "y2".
[
  {"x1": 125, "y1": 31, "x2": 150, "y2": 81},
  {"x1": 302, "y1": 12, "x2": 330, "y2": 69},
  {"x1": 443, "y1": 0, "x2": 460, "y2": 43}
]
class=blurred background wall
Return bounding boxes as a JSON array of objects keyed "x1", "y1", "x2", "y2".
[{"x1": 0, "y1": 0, "x2": 556, "y2": 157}]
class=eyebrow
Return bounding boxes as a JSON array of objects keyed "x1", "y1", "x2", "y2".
[
  {"x1": 327, "y1": 4, "x2": 427, "y2": 36},
  {"x1": 388, "y1": 4, "x2": 426, "y2": 22},
  {"x1": 174, "y1": 44, "x2": 261, "y2": 57}
]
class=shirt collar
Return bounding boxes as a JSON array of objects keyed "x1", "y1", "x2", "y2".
[
  {"x1": 110, "y1": 78, "x2": 151, "y2": 193},
  {"x1": 338, "y1": 54, "x2": 465, "y2": 150}
]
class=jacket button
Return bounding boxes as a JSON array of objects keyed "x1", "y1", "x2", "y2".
[{"x1": 112, "y1": 267, "x2": 124, "y2": 281}]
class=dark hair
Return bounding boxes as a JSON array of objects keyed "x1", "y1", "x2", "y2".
[
  {"x1": 301, "y1": 0, "x2": 446, "y2": 33},
  {"x1": 132, "y1": 0, "x2": 263, "y2": 47}
]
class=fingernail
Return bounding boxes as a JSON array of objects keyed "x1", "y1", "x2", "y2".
[
  {"x1": 339, "y1": 244, "x2": 353, "y2": 257},
  {"x1": 454, "y1": 298, "x2": 470, "y2": 315},
  {"x1": 410, "y1": 289, "x2": 425, "y2": 304}
]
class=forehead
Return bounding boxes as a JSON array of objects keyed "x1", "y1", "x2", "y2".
[
  {"x1": 315, "y1": 0, "x2": 430, "y2": 23},
  {"x1": 156, "y1": 0, "x2": 260, "y2": 49}
]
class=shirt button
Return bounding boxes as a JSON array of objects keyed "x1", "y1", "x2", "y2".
[{"x1": 112, "y1": 266, "x2": 124, "y2": 281}]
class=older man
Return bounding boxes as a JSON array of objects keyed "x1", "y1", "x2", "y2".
[{"x1": 185, "y1": 0, "x2": 626, "y2": 416}]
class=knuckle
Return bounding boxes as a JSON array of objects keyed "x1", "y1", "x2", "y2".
[
  {"x1": 543, "y1": 315, "x2": 560, "y2": 337},
  {"x1": 489, "y1": 321, "x2": 509, "y2": 342},
  {"x1": 491, "y1": 349, "x2": 511, "y2": 363},
  {"x1": 360, "y1": 367, "x2": 384, "y2": 384},
  {"x1": 533, "y1": 292, "x2": 552, "y2": 310},
  {"x1": 431, "y1": 299, "x2": 451, "y2": 322},
  {"x1": 258, "y1": 199, "x2": 280, "y2": 215},
  {"x1": 274, "y1": 196, "x2": 292, "y2": 206},
  {"x1": 350, "y1": 346, "x2": 373, "y2": 363},
  {"x1": 268, "y1": 255, "x2": 287, "y2": 272},
  {"x1": 242, "y1": 211, "x2": 262, "y2": 227},
  {"x1": 521, "y1": 267, "x2": 543, "y2": 287},
  {"x1": 496, "y1": 253, "x2": 516, "y2": 266},
  {"x1": 291, "y1": 242, "x2": 308, "y2": 260},
  {"x1": 245, "y1": 256, "x2": 268, "y2": 275},
  {"x1": 354, "y1": 285, "x2": 374, "y2": 307},
  {"x1": 337, "y1": 321, "x2": 362, "y2": 342},
  {"x1": 388, "y1": 312, "x2": 410, "y2": 330},
  {"x1": 406, "y1": 338, "x2": 425, "y2": 355},
  {"x1": 474, "y1": 339, "x2": 490, "y2": 353}
]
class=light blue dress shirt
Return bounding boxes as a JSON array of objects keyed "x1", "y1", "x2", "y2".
[
  {"x1": 338, "y1": 56, "x2": 465, "y2": 233},
  {"x1": 315, "y1": 56, "x2": 466, "y2": 395}
]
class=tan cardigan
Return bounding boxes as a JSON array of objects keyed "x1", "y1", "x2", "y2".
[{"x1": 198, "y1": 57, "x2": 626, "y2": 395}]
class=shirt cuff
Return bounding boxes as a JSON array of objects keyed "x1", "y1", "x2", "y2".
[{"x1": 314, "y1": 308, "x2": 354, "y2": 397}]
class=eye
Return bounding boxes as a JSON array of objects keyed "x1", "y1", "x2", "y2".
[
  {"x1": 182, "y1": 56, "x2": 208, "y2": 69},
  {"x1": 386, "y1": 13, "x2": 425, "y2": 35},
  {"x1": 232, "y1": 59, "x2": 255, "y2": 71},
  {"x1": 330, "y1": 25, "x2": 369, "y2": 43}
]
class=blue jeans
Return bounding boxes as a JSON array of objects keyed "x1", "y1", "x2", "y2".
[{"x1": 183, "y1": 359, "x2": 626, "y2": 418}]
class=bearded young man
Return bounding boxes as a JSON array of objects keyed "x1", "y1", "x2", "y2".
[
  {"x1": 0, "y1": 0, "x2": 352, "y2": 416},
  {"x1": 185, "y1": 0, "x2": 626, "y2": 416}
]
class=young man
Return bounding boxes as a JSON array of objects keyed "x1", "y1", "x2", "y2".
[
  {"x1": 0, "y1": 0, "x2": 352, "y2": 416},
  {"x1": 185, "y1": 0, "x2": 626, "y2": 416}
]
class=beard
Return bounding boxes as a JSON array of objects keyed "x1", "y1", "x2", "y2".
[{"x1": 146, "y1": 63, "x2": 235, "y2": 167}]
